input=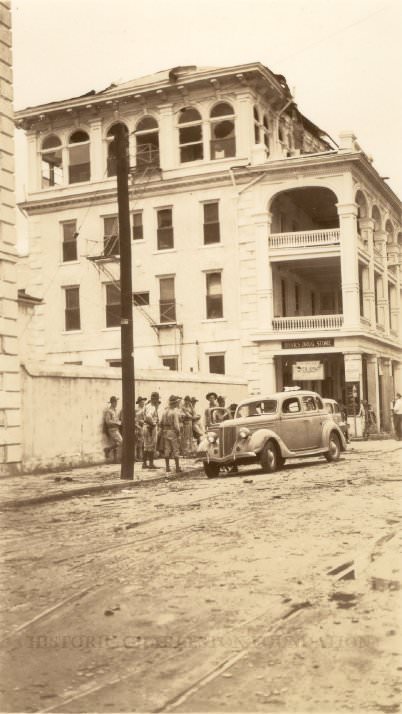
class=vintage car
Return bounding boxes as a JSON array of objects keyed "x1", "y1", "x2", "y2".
[
  {"x1": 199, "y1": 389, "x2": 347, "y2": 478},
  {"x1": 323, "y1": 398, "x2": 350, "y2": 443}
]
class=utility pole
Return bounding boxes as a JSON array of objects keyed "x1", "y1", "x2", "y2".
[{"x1": 115, "y1": 124, "x2": 135, "y2": 479}]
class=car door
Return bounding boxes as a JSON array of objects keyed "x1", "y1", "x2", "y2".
[
  {"x1": 301, "y1": 395, "x2": 322, "y2": 448},
  {"x1": 278, "y1": 396, "x2": 309, "y2": 451}
]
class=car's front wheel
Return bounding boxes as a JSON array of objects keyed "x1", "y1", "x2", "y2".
[
  {"x1": 260, "y1": 439, "x2": 280, "y2": 473},
  {"x1": 325, "y1": 432, "x2": 341, "y2": 462},
  {"x1": 204, "y1": 461, "x2": 220, "y2": 478}
]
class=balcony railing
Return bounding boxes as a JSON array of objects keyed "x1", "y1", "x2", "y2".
[
  {"x1": 268, "y1": 228, "x2": 340, "y2": 249},
  {"x1": 272, "y1": 314, "x2": 344, "y2": 331}
]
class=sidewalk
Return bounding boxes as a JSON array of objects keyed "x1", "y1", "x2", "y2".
[{"x1": 0, "y1": 457, "x2": 203, "y2": 509}]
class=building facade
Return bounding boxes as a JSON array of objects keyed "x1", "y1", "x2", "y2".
[
  {"x1": 16, "y1": 63, "x2": 402, "y2": 431},
  {"x1": 0, "y1": 0, "x2": 22, "y2": 474}
]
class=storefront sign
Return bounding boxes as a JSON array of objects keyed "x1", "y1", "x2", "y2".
[
  {"x1": 292, "y1": 361, "x2": 324, "y2": 381},
  {"x1": 281, "y1": 338, "x2": 334, "y2": 349}
]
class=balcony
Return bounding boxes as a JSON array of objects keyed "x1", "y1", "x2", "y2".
[
  {"x1": 272, "y1": 314, "x2": 344, "y2": 332},
  {"x1": 268, "y1": 228, "x2": 340, "y2": 250}
]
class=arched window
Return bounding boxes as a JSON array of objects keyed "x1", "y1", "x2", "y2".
[
  {"x1": 210, "y1": 102, "x2": 236, "y2": 159},
  {"x1": 262, "y1": 114, "x2": 270, "y2": 154},
  {"x1": 68, "y1": 130, "x2": 90, "y2": 184},
  {"x1": 106, "y1": 123, "x2": 129, "y2": 177},
  {"x1": 178, "y1": 107, "x2": 203, "y2": 163},
  {"x1": 253, "y1": 106, "x2": 260, "y2": 144},
  {"x1": 41, "y1": 135, "x2": 63, "y2": 188},
  {"x1": 135, "y1": 116, "x2": 159, "y2": 169}
]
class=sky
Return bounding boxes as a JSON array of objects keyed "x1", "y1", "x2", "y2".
[{"x1": 11, "y1": 0, "x2": 402, "y2": 201}]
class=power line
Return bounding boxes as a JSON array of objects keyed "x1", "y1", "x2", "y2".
[{"x1": 275, "y1": 1, "x2": 395, "y2": 65}]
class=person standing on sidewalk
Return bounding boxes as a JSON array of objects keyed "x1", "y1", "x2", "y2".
[
  {"x1": 393, "y1": 393, "x2": 402, "y2": 440},
  {"x1": 134, "y1": 396, "x2": 147, "y2": 462},
  {"x1": 160, "y1": 395, "x2": 182, "y2": 474},
  {"x1": 103, "y1": 396, "x2": 122, "y2": 462},
  {"x1": 142, "y1": 392, "x2": 161, "y2": 469}
]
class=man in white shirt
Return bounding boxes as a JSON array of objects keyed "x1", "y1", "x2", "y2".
[{"x1": 392, "y1": 393, "x2": 402, "y2": 440}]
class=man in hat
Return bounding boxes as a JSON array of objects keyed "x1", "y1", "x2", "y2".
[
  {"x1": 180, "y1": 396, "x2": 194, "y2": 456},
  {"x1": 142, "y1": 392, "x2": 161, "y2": 469},
  {"x1": 160, "y1": 395, "x2": 182, "y2": 474},
  {"x1": 191, "y1": 397, "x2": 203, "y2": 444},
  {"x1": 205, "y1": 392, "x2": 218, "y2": 429},
  {"x1": 134, "y1": 396, "x2": 147, "y2": 462},
  {"x1": 393, "y1": 392, "x2": 402, "y2": 440},
  {"x1": 103, "y1": 396, "x2": 122, "y2": 462}
]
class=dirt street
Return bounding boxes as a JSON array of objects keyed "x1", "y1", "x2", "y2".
[{"x1": 0, "y1": 442, "x2": 401, "y2": 713}]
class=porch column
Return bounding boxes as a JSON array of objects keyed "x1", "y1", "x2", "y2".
[
  {"x1": 374, "y1": 231, "x2": 390, "y2": 333},
  {"x1": 27, "y1": 131, "x2": 39, "y2": 192},
  {"x1": 344, "y1": 352, "x2": 363, "y2": 437},
  {"x1": 258, "y1": 346, "x2": 276, "y2": 393},
  {"x1": 366, "y1": 355, "x2": 380, "y2": 429},
  {"x1": 360, "y1": 218, "x2": 376, "y2": 327},
  {"x1": 337, "y1": 203, "x2": 360, "y2": 329},
  {"x1": 158, "y1": 103, "x2": 175, "y2": 171},
  {"x1": 254, "y1": 211, "x2": 273, "y2": 332},
  {"x1": 380, "y1": 358, "x2": 393, "y2": 431}
]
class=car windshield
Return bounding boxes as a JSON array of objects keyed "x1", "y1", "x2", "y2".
[{"x1": 236, "y1": 400, "x2": 277, "y2": 418}]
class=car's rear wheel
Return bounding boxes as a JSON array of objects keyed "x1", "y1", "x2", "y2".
[
  {"x1": 204, "y1": 461, "x2": 220, "y2": 478},
  {"x1": 260, "y1": 439, "x2": 280, "y2": 473},
  {"x1": 325, "y1": 432, "x2": 341, "y2": 462}
]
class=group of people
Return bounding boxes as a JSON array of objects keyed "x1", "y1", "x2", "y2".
[{"x1": 102, "y1": 390, "x2": 234, "y2": 472}]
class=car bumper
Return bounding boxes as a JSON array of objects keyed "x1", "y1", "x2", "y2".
[{"x1": 204, "y1": 451, "x2": 257, "y2": 465}]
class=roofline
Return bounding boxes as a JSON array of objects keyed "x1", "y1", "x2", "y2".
[{"x1": 15, "y1": 62, "x2": 287, "y2": 121}]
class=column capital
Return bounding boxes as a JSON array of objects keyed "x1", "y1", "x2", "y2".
[
  {"x1": 359, "y1": 218, "x2": 375, "y2": 231},
  {"x1": 336, "y1": 202, "x2": 358, "y2": 217}
]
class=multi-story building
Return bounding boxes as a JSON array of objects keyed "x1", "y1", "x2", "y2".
[
  {"x1": 0, "y1": 0, "x2": 21, "y2": 474},
  {"x1": 15, "y1": 63, "x2": 401, "y2": 431}
]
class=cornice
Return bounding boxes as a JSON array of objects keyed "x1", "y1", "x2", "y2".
[
  {"x1": 19, "y1": 151, "x2": 401, "y2": 217},
  {"x1": 14, "y1": 62, "x2": 284, "y2": 127}
]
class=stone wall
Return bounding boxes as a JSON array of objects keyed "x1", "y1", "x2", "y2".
[{"x1": 19, "y1": 361, "x2": 247, "y2": 473}]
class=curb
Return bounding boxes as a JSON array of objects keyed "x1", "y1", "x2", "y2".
[{"x1": 0, "y1": 467, "x2": 204, "y2": 509}]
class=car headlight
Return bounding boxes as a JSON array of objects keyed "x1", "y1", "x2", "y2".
[
  {"x1": 207, "y1": 433, "x2": 217, "y2": 444},
  {"x1": 239, "y1": 427, "x2": 250, "y2": 439}
]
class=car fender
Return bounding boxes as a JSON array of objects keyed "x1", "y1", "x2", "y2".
[
  {"x1": 247, "y1": 428, "x2": 286, "y2": 456},
  {"x1": 322, "y1": 420, "x2": 347, "y2": 450}
]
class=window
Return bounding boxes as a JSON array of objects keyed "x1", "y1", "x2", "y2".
[
  {"x1": 282, "y1": 397, "x2": 301, "y2": 414},
  {"x1": 311, "y1": 291, "x2": 316, "y2": 315},
  {"x1": 104, "y1": 216, "x2": 119, "y2": 256},
  {"x1": 281, "y1": 279, "x2": 287, "y2": 317},
  {"x1": 68, "y1": 130, "x2": 90, "y2": 183},
  {"x1": 210, "y1": 102, "x2": 236, "y2": 159},
  {"x1": 159, "y1": 276, "x2": 176, "y2": 323},
  {"x1": 315, "y1": 396, "x2": 324, "y2": 410},
  {"x1": 62, "y1": 221, "x2": 78, "y2": 262},
  {"x1": 253, "y1": 106, "x2": 260, "y2": 144},
  {"x1": 295, "y1": 284, "x2": 300, "y2": 314},
  {"x1": 162, "y1": 356, "x2": 178, "y2": 371},
  {"x1": 320, "y1": 292, "x2": 335, "y2": 314},
  {"x1": 302, "y1": 396, "x2": 317, "y2": 412},
  {"x1": 206, "y1": 271, "x2": 223, "y2": 319},
  {"x1": 105, "y1": 282, "x2": 120, "y2": 327},
  {"x1": 133, "y1": 291, "x2": 150, "y2": 306},
  {"x1": 203, "y1": 202, "x2": 220, "y2": 244},
  {"x1": 178, "y1": 107, "x2": 203, "y2": 163},
  {"x1": 107, "y1": 359, "x2": 122, "y2": 368},
  {"x1": 106, "y1": 122, "x2": 129, "y2": 177},
  {"x1": 209, "y1": 354, "x2": 225, "y2": 375},
  {"x1": 133, "y1": 211, "x2": 143, "y2": 240},
  {"x1": 238, "y1": 400, "x2": 277, "y2": 418},
  {"x1": 41, "y1": 135, "x2": 63, "y2": 188},
  {"x1": 157, "y1": 208, "x2": 174, "y2": 250},
  {"x1": 262, "y1": 114, "x2": 270, "y2": 154},
  {"x1": 135, "y1": 116, "x2": 160, "y2": 168},
  {"x1": 64, "y1": 286, "x2": 80, "y2": 331}
]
